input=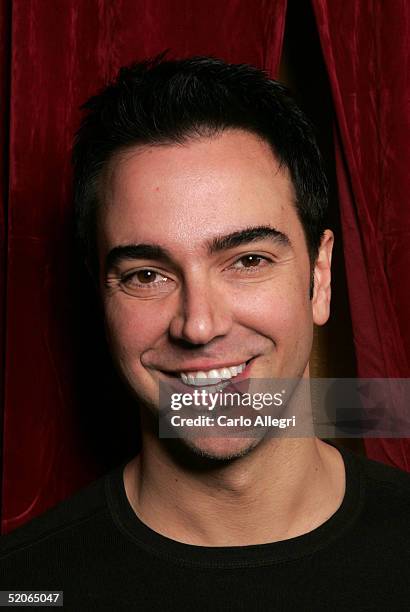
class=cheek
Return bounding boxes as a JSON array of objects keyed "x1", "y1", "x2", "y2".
[
  {"x1": 103, "y1": 298, "x2": 168, "y2": 360},
  {"x1": 232, "y1": 276, "x2": 311, "y2": 339}
]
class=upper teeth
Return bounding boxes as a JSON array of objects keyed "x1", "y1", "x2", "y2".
[{"x1": 180, "y1": 363, "x2": 246, "y2": 386}]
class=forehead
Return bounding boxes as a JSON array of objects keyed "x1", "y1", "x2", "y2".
[{"x1": 98, "y1": 129, "x2": 303, "y2": 253}]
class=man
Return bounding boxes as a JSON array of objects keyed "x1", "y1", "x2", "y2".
[{"x1": 2, "y1": 55, "x2": 410, "y2": 610}]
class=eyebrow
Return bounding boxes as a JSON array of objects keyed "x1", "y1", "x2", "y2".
[{"x1": 105, "y1": 226, "x2": 291, "y2": 273}]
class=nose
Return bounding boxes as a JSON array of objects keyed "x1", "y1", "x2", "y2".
[{"x1": 169, "y1": 273, "x2": 232, "y2": 345}]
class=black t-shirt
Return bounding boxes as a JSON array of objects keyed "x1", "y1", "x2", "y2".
[{"x1": 1, "y1": 442, "x2": 410, "y2": 611}]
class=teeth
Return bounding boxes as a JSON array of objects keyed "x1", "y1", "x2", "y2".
[
  {"x1": 208, "y1": 369, "x2": 222, "y2": 381},
  {"x1": 220, "y1": 367, "x2": 232, "y2": 379},
  {"x1": 184, "y1": 371, "x2": 216, "y2": 386},
  {"x1": 179, "y1": 362, "x2": 247, "y2": 386}
]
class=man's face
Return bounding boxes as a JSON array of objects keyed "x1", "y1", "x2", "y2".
[{"x1": 97, "y1": 129, "x2": 332, "y2": 459}]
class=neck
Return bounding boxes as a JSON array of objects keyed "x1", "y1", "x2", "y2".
[{"x1": 124, "y1": 430, "x2": 345, "y2": 546}]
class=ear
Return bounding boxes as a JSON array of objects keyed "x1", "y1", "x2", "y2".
[{"x1": 312, "y1": 229, "x2": 334, "y2": 326}]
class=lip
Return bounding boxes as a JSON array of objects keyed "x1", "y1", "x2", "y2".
[{"x1": 161, "y1": 359, "x2": 253, "y2": 375}]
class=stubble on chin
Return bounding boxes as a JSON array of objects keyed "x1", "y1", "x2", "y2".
[{"x1": 181, "y1": 435, "x2": 262, "y2": 462}]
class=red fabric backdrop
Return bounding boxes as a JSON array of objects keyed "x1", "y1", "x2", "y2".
[
  {"x1": 3, "y1": 0, "x2": 410, "y2": 535},
  {"x1": 312, "y1": 0, "x2": 410, "y2": 470},
  {"x1": 0, "y1": 0, "x2": 287, "y2": 534}
]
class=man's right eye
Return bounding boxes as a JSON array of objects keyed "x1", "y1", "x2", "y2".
[
  {"x1": 120, "y1": 269, "x2": 173, "y2": 294},
  {"x1": 124, "y1": 269, "x2": 164, "y2": 284}
]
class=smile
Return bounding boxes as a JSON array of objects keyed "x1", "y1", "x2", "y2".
[{"x1": 179, "y1": 362, "x2": 247, "y2": 386}]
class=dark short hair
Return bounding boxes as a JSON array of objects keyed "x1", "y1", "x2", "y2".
[{"x1": 73, "y1": 54, "x2": 328, "y2": 281}]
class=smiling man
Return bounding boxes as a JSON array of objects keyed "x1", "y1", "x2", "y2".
[
  {"x1": 2, "y1": 56, "x2": 410, "y2": 610},
  {"x1": 100, "y1": 127, "x2": 325, "y2": 462}
]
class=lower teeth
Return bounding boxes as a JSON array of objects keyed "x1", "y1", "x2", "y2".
[{"x1": 204, "y1": 381, "x2": 230, "y2": 393}]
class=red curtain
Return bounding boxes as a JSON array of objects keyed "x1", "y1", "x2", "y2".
[
  {"x1": 0, "y1": 0, "x2": 287, "y2": 534},
  {"x1": 312, "y1": 1, "x2": 410, "y2": 470}
]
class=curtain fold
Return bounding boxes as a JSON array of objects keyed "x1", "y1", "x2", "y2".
[
  {"x1": 0, "y1": 0, "x2": 12, "y2": 522},
  {"x1": 312, "y1": 0, "x2": 410, "y2": 469},
  {"x1": 1, "y1": 0, "x2": 287, "y2": 534}
]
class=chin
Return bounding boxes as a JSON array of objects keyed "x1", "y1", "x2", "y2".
[{"x1": 181, "y1": 435, "x2": 262, "y2": 462}]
